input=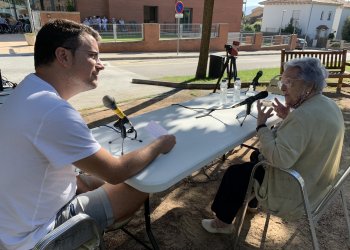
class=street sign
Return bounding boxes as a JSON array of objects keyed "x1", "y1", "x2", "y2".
[
  {"x1": 175, "y1": 13, "x2": 183, "y2": 18},
  {"x1": 175, "y1": 1, "x2": 184, "y2": 14}
]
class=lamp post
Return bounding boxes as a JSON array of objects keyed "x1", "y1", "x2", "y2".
[
  {"x1": 25, "y1": 0, "x2": 34, "y2": 33},
  {"x1": 279, "y1": 10, "x2": 286, "y2": 35},
  {"x1": 303, "y1": 3, "x2": 314, "y2": 50}
]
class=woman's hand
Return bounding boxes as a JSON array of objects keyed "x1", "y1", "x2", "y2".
[
  {"x1": 272, "y1": 98, "x2": 290, "y2": 119},
  {"x1": 257, "y1": 100, "x2": 274, "y2": 126}
]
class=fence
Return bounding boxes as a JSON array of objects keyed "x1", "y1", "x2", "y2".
[
  {"x1": 281, "y1": 35, "x2": 290, "y2": 45},
  {"x1": 159, "y1": 23, "x2": 219, "y2": 39},
  {"x1": 261, "y1": 36, "x2": 274, "y2": 47},
  {"x1": 228, "y1": 32, "x2": 255, "y2": 45},
  {"x1": 97, "y1": 23, "x2": 143, "y2": 42}
]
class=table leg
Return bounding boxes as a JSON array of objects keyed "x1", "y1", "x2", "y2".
[{"x1": 144, "y1": 198, "x2": 159, "y2": 250}]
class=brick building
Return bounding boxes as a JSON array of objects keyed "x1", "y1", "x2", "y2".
[
  {"x1": 0, "y1": 0, "x2": 242, "y2": 32},
  {"x1": 75, "y1": 0, "x2": 242, "y2": 32}
]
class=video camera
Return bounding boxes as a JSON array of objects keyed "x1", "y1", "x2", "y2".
[
  {"x1": 224, "y1": 44, "x2": 233, "y2": 51},
  {"x1": 224, "y1": 41, "x2": 240, "y2": 57}
]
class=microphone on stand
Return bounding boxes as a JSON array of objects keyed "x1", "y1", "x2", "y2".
[
  {"x1": 251, "y1": 70, "x2": 263, "y2": 91},
  {"x1": 232, "y1": 91, "x2": 268, "y2": 108},
  {"x1": 232, "y1": 91, "x2": 268, "y2": 115},
  {"x1": 102, "y1": 95, "x2": 137, "y2": 141},
  {"x1": 102, "y1": 95, "x2": 134, "y2": 129}
]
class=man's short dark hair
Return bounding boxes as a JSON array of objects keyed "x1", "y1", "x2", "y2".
[{"x1": 34, "y1": 19, "x2": 100, "y2": 68}]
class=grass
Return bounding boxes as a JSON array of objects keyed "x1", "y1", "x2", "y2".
[
  {"x1": 155, "y1": 66, "x2": 350, "y2": 86},
  {"x1": 156, "y1": 68, "x2": 281, "y2": 85}
]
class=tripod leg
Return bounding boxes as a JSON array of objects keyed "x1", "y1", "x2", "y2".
[
  {"x1": 233, "y1": 57, "x2": 237, "y2": 81},
  {"x1": 213, "y1": 58, "x2": 230, "y2": 93},
  {"x1": 228, "y1": 58, "x2": 233, "y2": 88}
]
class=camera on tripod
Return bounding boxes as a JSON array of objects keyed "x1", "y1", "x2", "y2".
[
  {"x1": 224, "y1": 41, "x2": 240, "y2": 57},
  {"x1": 224, "y1": 44, "x2": 233, "y2": 51}
]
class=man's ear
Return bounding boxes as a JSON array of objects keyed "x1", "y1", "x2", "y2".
[{"x1": 55, "y1": 47, "x2": 72, "y2": 68}]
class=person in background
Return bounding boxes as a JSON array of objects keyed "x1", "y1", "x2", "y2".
[
  {"x1": 102, "y1": 16, "x2": 108, "y2": 31},
  {"x1": 201, "y1": 57, "x2": 344, "y2": 234},
  {"x1": 0, "y1": 19, "x2": 176, "y2": 249},
  {"x1": 83, "y1": 17, "x2": 90, "y2": 26}
]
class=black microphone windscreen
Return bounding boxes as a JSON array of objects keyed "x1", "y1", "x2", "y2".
[
  {"x1": 256, "y1": 90, "x2": 268, "y2": 99},
  {"x1": 102, "y1": 95, "x2": 117, "y2": 110}
]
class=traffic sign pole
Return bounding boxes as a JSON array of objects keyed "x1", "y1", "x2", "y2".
[{"x1": 175, "y1": 1, "x2": 184, "y2": 55}]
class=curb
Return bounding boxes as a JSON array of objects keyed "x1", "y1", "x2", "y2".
[{"x1": 100, "y1": 52, "x2": 281, "y2": 61}]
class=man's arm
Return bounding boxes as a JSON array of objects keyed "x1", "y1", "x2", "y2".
[{"x1": 74, "y1": 135, "x2": 176, "y2": 184}]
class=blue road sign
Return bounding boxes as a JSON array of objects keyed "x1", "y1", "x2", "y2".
[{"x1": 175, "y1": 1, "x2": 184, "y2": 14}]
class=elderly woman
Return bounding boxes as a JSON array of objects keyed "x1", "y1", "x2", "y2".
[{"x1": 202, "y1": 57, "x2": 345, "y2": 234}]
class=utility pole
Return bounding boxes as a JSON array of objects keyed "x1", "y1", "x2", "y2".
[
  {"x1": 25, "y1": 0, "x2": 35, "y2": 33},
  {"x1": 303, "y1": 3, "x2": 314, "y2": 50}
]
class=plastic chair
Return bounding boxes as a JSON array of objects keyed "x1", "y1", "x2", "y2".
[
  {"x1": 234, "y1": 161, "x2": 350, "y2": 250},
  {"x1": 266, "y1": 75, "x2": 283, "y2": 95},
  {"x1": 33, "y1": 213, "x2": 103, "y2": 250}
]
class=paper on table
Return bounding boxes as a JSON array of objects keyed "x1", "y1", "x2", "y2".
[{"x1": 146, "y1": 120, "x2": 168, "y2": 138}]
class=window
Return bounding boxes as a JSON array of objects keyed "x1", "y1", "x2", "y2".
[
  {"x1": 292, "y1": 10, "x2": 300, "y2": 20},
  {"x1": 320, "y1": 11, "x2": 324, "y2": 20},
  {"x1": 144, "y1": 6, "x2": 158, "y2": 23},
  {"x1": 292, "y1": 10, "x2": 300, "y2": 27},
  {"x1": 328, "y1": 11, "x2": 332, "y2": 20}
]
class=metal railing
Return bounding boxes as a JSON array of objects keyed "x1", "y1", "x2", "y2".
[
  {"x1": 159, "y1": 23, "x2": 219, "y2": 39},
  {"x1": 261, "y1": 36, "x2": 274, "y2": 47},
  {"x1": 96, "y1": 23, "x2": 143, "y2": 42},
  {"x1": 228, "y1": 32, "x2": 255, "y2": 45},
  {"x1": 281, "y1": 35, "x2": 290, "y2": 45}
]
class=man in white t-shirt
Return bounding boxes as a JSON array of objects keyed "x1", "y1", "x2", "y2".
[{"x1": 0, "y1": 19, "x2": 176, "y2": 250}]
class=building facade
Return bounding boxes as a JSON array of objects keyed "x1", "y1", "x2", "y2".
[
  {"x1": 74, "y1": 0, "x2": 242, "y2": 32},
  {"x1": 260, "y1": 0, "x2": 350, "y2": 44}
]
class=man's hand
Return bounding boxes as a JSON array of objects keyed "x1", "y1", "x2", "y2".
[
  {"x1": 156, "y1": 134, "x2": 176, "y2": 154},
  {"x1": 272, "y1": 98, "x2": 290, "y2": 119},
  {"x1": 257, "y1": 100, "x2": 274, "y2": 126}
]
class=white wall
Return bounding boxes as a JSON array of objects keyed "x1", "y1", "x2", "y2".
[
  {"x1": 337, "y1": 7, "x2": 350, "y2": 40},
  {"x1": 261, "y1": 2, "x2": 340, "y2": 40}
]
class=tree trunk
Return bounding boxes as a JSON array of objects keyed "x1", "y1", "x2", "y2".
[{"x1": 195, "y1": 0, "x2": 214, "y2": 79}]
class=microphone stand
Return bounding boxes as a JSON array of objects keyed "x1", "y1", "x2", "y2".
[
  {"x1": 113, "y1": 119, "x2": 127, "y2": 155},
  {"x1": 236, "y1": 103, "x2": 257, "y2": 127}
]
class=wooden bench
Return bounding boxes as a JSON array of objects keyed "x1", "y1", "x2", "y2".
[{"x1": 280, "y1": 49, "x2": 350, "y2": 93}]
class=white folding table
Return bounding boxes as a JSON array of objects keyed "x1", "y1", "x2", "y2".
[{"x1": 91, "y1": 91, "x2": 283, "y2": 249}]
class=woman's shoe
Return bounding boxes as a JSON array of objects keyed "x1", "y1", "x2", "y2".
[
  {"x1": 247, "y1": 197, "x2": 259, "y2": 214},
  {"x1": 201, "y1": 219, "x2": 235, "y2": 234}
]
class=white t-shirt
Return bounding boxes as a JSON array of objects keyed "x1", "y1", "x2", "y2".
[{"x1": 0, "y1": 74, "x2": 101, "y2": 250}]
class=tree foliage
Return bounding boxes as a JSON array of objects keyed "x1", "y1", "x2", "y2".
[
  {"x1": 281, "y1": 18, "x2": 301, "y2": 34},
  {"x1": 342, "y1": 17, "x2": 350, "y2": 42},
  {"x1": 66, "y1": 0, "x2": 75, "y2": 11}
]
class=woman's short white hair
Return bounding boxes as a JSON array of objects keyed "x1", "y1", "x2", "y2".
[{"x1": 284, "y1": 57, "x2": 328, "y2": 93}]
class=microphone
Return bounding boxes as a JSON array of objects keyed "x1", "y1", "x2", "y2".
[
  {"x1": 102, "y1": 95, "x2": 134, "y2": 129},
  {"x1": 251, "y1": 70, "x2": 263, "y2": 90},
  {"x1": 232, "y1": 91, "x2": 268, "y2": 114}
]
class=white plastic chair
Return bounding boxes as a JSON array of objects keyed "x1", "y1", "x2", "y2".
[
  {"x1": 33, "y1": 213, "x2": 103, "y2": 250},
  {"x1": 234, "y1": 161, "x2": 350, "y2": 250}
]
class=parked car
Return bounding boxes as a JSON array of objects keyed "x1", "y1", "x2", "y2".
[{"x1": 295, "y1": 38, "x2": 308, "y2": 49}]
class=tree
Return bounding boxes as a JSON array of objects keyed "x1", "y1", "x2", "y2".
[
  {"x1": 195, "y1": 0, "x2": 214, "y2": 79},
  {"x1": 342, "y1": 17, "x2": 350, "y2": 42},
  {"x1": 66, "y1": 0, "x2": 75, "y2": 11}
]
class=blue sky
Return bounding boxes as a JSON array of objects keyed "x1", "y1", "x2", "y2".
[{"x1": 246, "y1": 0, "x2": 261, "y2": 7}]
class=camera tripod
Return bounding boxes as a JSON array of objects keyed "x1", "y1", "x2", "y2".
[{"x1": 213, "y1": 49, "x2": 237, "y2": 93}]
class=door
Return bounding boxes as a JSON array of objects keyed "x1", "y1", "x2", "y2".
[{"x1": 144, "y1": 6, "x2": 158, "y2": 23}]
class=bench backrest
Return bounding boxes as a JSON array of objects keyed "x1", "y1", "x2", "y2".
[{"x1": 280, "y1": 49, "x2": 348, "y2": 74}]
